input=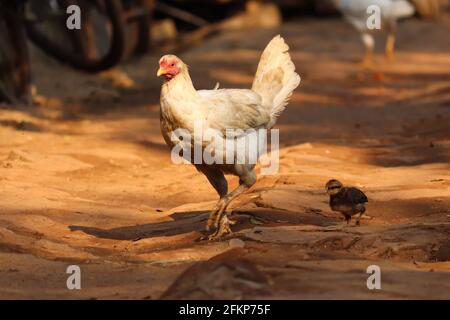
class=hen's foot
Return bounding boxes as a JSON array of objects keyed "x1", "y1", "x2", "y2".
[
  {"x1": 385, "y1": 52, "x2": 394, "y2": 63},
  {"x1": 205, "y1": 198, "x2": 227, "y2": 231},
  {"x1": 207, "y1": 215, "x2": 236, "y2": 241},
  {"x1": 361, "y1": 51, "x2": 373, "y2": 69},
  {"x1": 385, "y1": 34, "x2": 395, "y2": 62}
]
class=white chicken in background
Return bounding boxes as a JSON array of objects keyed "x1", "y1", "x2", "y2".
[
  {"x1": 157, "y1": 35, "x2": 300, "y2": 239},
  {"x1": 332, "y1": 0, "x2": 415, "y2": 65}
]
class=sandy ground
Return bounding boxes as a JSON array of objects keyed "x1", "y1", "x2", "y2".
[{"x1": 0, "y1": 19, "x2": 449, "y2": 299}]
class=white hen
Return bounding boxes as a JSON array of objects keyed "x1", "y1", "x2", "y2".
[
  {"x1": 332, "y1": 0, "x2": 415, "y2": 64},
  {"x1": 157, "y1": 35, "x2": 300, "y2": 239}
]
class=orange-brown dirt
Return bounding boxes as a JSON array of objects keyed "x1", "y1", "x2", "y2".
[{"x1": 0, "y1": 19, "x2": 449, "y2": 299}]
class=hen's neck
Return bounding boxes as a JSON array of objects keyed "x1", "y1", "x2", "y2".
[
  {"x1": 160, "y1": 69, "x2": 204, "y2": 131},
  {"x1": 161, "y1": 70, "x2": 198, "y2": 100}
]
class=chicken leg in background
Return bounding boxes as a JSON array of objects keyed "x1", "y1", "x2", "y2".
[
  {"x1": 157, "y1": 35, "x2": 300, "y2": 240},
  {"x1": 332, "y1": 0, "x2": 415, "y2": 66}
]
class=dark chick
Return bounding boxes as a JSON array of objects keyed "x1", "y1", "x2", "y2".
[{"x1": 325, "y1": 179, "x2": 368, "y2": 226}]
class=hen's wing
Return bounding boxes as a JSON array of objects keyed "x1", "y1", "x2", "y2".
[{"x1": 198, "y1": 89, "x2": 271, "y2": 135}]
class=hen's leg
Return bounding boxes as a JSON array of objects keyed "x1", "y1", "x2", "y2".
[
  {"x1": 361, "y1": 33, "x2": 375, "y2": 68},
  {"x1": 385, "y1": 20, "x2": 396, "y2": 62},
  {"x1": 208, "y1": 168, "x2": 256, "y2": 239},
  {"x1": 198, "y1": 167, "x2": 228, "y2": 231},
  {"x1": 207, "y1": 215, "x2": 236, "y2": 240},
  {"x1": 385, "y1": 33, "x2": 395, "y2": 62}
]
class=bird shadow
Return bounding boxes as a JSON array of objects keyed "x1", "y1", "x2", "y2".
[
  {"x1": 69, "y1": 211, "x2": 208, "y2": 241},
  {"x1": 69, "y1": 207, "x2": 337, "y2": 241}
]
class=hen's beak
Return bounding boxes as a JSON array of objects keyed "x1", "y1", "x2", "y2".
[{"x1": 157, "y1": 67, "x2": 166, "y2": 77}]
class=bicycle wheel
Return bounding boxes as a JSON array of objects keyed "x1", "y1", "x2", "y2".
[
  {"x1": 25, "y1": 0, "x2": 126, "y2": 72},
  {"x1": 124, "y1": 0, "x2": 154, "y2": 55},
  {"x1": 0, "y1": 0, "x2": 31, "y2": 104}
]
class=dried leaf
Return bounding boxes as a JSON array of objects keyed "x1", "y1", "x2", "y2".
[{"x1": 250, "y1": 218, "x2": 265, "y2": 225}]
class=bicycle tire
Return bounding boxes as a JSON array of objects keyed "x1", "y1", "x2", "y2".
[
  {"x1": 0, "y1": 1, "x2": 31, "y2": 104},
  {"x1": 133, "y1": 0, "x2": 154, "y2": 55},
  {"x1": 26, "y1": 0, "x2": 127, "y2": 72}
]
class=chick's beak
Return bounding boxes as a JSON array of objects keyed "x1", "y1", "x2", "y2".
[{"x1": 157, "y1": 67, "x2": 166, "y2": 77}]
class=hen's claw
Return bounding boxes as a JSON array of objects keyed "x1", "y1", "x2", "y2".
[
  {"x1": 206, "y1": 198, "x2": 229, "y2": 231},
  {"x1": 206, "y1": 215, "x2": 236, "y2": 240},
  {"x1": 205, "y1": 204, "x2": 219, "y2": 231}
]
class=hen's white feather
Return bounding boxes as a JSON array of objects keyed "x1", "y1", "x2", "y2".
[
  {"x1": 390, "y1": 0, "x2": 415, "y2": 18},
  {"x1": 335, "y1": 0, "x2": 415, "y2": 27},
  {"x1": 252, "y1": 35, "x2": 301, "y2": 128},
  {"x1": 159, "y1": 35, "x2": 301, "y2": 149}
]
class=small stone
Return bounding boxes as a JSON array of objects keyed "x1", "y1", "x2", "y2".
[{"x1": 229, "y1": 238, "x2": 245, "y2": 248}]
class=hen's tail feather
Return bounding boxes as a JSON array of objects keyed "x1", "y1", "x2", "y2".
[{"x1": 252, "y1": 35, "x2": 301, "y2": 128}]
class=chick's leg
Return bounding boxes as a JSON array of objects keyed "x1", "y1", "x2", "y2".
[
  {"x1": 355, "y1": 206, "x2": 366, "y2": 226},
  {"x1": 344, "y1": 214, "x2": 351, "y2": 226},
  {"x1": 208, "y1": 169, "x2": 256, "y2": 240}
]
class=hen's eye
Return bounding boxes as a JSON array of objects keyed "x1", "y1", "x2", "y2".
[{"x1": 171, "y1": 63, "x2": 175, "y2": 67}]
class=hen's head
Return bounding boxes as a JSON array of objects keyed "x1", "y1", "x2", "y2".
[
  {"x1": 325, "y1": 179, "x2": 343, "y2": 195},
  {"x1": 157, "y1": 55, "x2": 185, "y2": 80}
]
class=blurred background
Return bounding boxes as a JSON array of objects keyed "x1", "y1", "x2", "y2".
[
  {"x1": 0, "y1": 0, "x2": 449, "y2": 104},
  {"x1": 0, "y1": 0, "x2": 449, "y2": 299}
]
